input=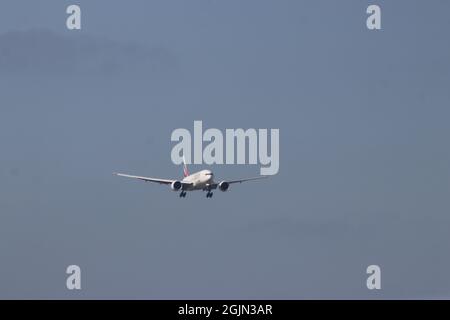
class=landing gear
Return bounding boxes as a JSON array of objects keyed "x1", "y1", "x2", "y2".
[
  {"x1": 206, "y1": 191, "x2": 213, "y2": 198},
  {"x1": 179, "y1": 191, "x2": 187, "y2": 198}
]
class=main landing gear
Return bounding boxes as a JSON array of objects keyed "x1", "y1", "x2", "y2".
[
  {"x1": 179, "y1": 191, "x2": 187, "y2": 198},
  {"x1": 206, "y1": 191, "x2": 213, "y2": 198}
]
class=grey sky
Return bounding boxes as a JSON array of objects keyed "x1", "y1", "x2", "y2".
[{"x1": 0, "y1": 0, "x2": 449, "y2": 299}]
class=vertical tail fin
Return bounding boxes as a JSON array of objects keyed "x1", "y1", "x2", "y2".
[{"x1": 182, "y1": 155, "x2": 190, "y2": 178}]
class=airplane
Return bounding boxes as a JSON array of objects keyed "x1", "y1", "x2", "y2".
[{"x1": 114, "y1": 156, "x2": 267, "y2": 198}]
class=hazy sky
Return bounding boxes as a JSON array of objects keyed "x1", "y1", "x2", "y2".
[{"x1": 0, "y1": 0, "x2": 449, "y2": 299}]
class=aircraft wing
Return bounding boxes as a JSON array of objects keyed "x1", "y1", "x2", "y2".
[
  {"x1": 114, "y1": 173, "x2": 192, "y2": 186},
  {"x1": 207, "y1": 176, "x2": 268, "y2": 189},
  {"x1": 226, "y1": 176, "x2": 268, "y2": 184}
]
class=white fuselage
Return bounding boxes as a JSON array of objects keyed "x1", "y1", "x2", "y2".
[{"x1": 182, "y1": 169, "x2": 214, "y2": 190}]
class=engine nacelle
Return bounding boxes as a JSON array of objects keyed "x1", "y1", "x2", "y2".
[
  {"x1": 171, "y1": 180, "x2": 182, "y2": 191},
  {"x1": 218, "y1": 181, "x2": 229, "y2": 192}
]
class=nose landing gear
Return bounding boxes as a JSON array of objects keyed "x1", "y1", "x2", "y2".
[{"x1": 206, "y1": 192, "x2": 213, "y2": 198}]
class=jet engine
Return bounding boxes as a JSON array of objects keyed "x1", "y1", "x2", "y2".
[
  {"x1": 171, "y1": 181, "x2": 182, "y2": 191},
  {"x1": 218, "y1": 181, "x2": 229, "y2": 192}
]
